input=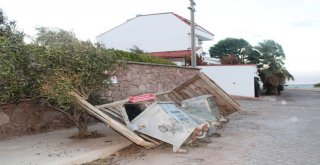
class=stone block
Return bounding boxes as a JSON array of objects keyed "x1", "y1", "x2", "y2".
[
  {"x1": 138, "y1": 85, "x2": 146, "y2": 93},
  {"x1": 112, "y1": 91, "x2": 122, "y2": 98},
  {"x1": 41, "y1": 110, "x2": 64, "y2": 123},
  {"x1": 11, "y1": 109, "x2": 29, "y2": 124},
  {"x1": 0, "y1": 112, "x2": 10, "y2": 126},
  {"x1": 120, "y1": 81, "x2": 130, "y2": 88},
  {"x1": 0, "y1": 104, "x2": 15, "y2": 116},
  {"x1": 146, "y1": 84, "x2": 157, "y2": 93},
  {"x1": 128, "y1": 85, "x2": 139, "y2": 96}
]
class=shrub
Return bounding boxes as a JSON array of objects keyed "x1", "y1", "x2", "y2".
[
  {"x1": 0, "y1": 9, "x2": 35, "y2": 103},
  {"x1": 314, "y1": 83, "x2": 320, "y2": 88},
  {"x1": 115, "y1": 49, "x2": 175, "y2": 65}
]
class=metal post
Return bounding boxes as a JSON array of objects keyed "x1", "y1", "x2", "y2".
[{"x1": 188, "y1": 0, "x2": 196, "y2": 67}]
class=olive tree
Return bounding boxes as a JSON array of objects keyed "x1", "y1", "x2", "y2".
[{"x1": 33, "y1": 27, "x2": 122, "y2": 137}]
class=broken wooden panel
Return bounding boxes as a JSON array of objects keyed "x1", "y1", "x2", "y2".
[
  {"x1": 171, "y1": 73, "x2": 241, "y2": 116},
  {"x1": 70, "y1": 91, "x2": 157, "y2": 148},
  {"x1": 86, "y1": 72, "x2": 241, "y2": 149}
]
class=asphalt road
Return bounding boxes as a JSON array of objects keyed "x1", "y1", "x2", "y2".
[{"x1": 94, "y1": 89, "x2": 320, "y2": 165}]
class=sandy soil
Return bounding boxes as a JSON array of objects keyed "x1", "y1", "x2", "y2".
[{"x1": 0, "y1": 123, "x2": 132, "y2": 165}]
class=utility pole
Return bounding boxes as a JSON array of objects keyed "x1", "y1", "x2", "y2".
[{"x1": 188, "y1": 0, "x2": 196, "y2": 67}]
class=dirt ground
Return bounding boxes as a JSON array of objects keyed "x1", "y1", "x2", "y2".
[{"x1": 87, "y1": 89, "x2": 320, "y2": 165}]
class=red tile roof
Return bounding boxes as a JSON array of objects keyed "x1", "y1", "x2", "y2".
[
  {"x1": 150, "y1": 50, "x2": 191, "y2": 58},
  {"x1": 150, "y1": 48, "x2": 201, "y2": 58},
  {"x1": 172, "y1": 13, "x2": 214, "y2": 36}
]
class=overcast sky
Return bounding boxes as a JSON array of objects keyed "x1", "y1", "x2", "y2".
[{"x1": 1, "y1": 0, "x2": 320, "y2": 84}]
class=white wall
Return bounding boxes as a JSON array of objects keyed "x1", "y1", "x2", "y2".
[
  {"x1": 96, "y1": 13, "x2": 190, "y2": 52},
  {"x1": 199, "y1": 65, "x2": 257, "y2": 97}
]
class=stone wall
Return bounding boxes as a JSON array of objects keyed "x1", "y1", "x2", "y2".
[
  {"x1": 0, "y1": 62, "x2": 200, "y2": 139},
  {"x1": 105, "y1": 62, "x2": 200, "y2": 101},
  {"x1": 0, "y1": 101, "x2": 73, "y2": 139}
]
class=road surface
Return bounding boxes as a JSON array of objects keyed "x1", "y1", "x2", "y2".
[{"x1": 90, "y1": 89, "x2": 320, "y2": 165}]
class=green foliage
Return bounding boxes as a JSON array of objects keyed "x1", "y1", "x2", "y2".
[
  {"x1": 209, "y1": 38, "x2": 295, "y2": 95},
  {"x1": 129, "y1": 45, "x2": 145, "y2": 54},
  {"x1": 209, "y1": 38, "x2": 252, "y2": 63},
  {"x1": 126, "y1": 45, "x2": 174, "y2": 65},
  {"x1": 87, "y1": 93, "x2": 109, "y2": 106},
  {"x1": 115, "y1": 49, "x2": 175, "y2": 65},
  {"x1": 0, "y1": 9, "x2": 34, "y2": 103},
  {"x1": 246, "y1": 49, "x2": 261, "y2": 66},
  {"x1": 0, "y1": 9, "x2": 175, "y2": 136},
  {"x1": 33, "y1": 27, "x2": 121, "y2": 106},
  {"x1": 255, "y1": 40, "x2": 294, "y2": 95},
  {"x1": 314, "y1": 83, "x2": 320, "y2": 88},
  {"x1": 255, "y1": 40, "x2": 286, "y2": 69}
]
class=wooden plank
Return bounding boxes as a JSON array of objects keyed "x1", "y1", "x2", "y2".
[
  {"x1": 196, "y1": 79, "x2": 215, "y2": 95},
  {"x1": 199, "y1": 73, "x2": 242, "y2": 113},
  {"x1": 176, "y1": 90, "x2": 193, "y2": 100},
  {"x1": 171, "y1": 73, "x2": 242, "y2": 116},
  {"x1": 200, "y1": 73, "x2": 240, "y2": 107},
  {"x1": 155, "y1": 91, "x2": 172, "y2": 96},
  {"x1": 96, "y1": 99, "x2": 129, "y2": 109},
  {"x1": 70, "y1": 91, "x2": 157, "y2": 148},
  {"x1": 172, "y1": 91, "x2": 184, "y2": 101},
  {"x1": 167, "y1": 92, "x2": 183, "y2": 105},
  {"x1": 179, "y1": 88, "x2": 198, "y2": 98},
  {"x1": 138, "y1": 134, "x2": 163, "y2": 146},
  {"x1": 173, "y1": 75, "x2": 201, "y2": 92},
  {"x1": 188, "y1": 83, "x2": 206, "y2": 96}
]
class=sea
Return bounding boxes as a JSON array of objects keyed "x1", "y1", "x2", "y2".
[{"x1": 285, "y1": 84, "x2": 316, "y2": 90}]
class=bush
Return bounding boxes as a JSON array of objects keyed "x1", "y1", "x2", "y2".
[
  {"x1": 115, "y1": 49, "x2": 175, "y2": 65},
  {"x1": 314, "y1": 83, "x2": 320, "y2": 88},
  {"x1": 0, "y1": 9, "x2": 35, "y2": 103}
]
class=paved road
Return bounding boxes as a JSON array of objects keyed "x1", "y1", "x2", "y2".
[{"x1": 101, "y1": 89, "x2": 320, "y2": 165}]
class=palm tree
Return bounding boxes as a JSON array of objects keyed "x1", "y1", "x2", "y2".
[{"x1": 255, "y1": 40, "x2": 294, "y2": 95}]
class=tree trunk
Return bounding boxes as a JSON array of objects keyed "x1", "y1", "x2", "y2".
[
  {"x1": 266, "y1": 85, "x2": 278, "y2": 95},
  {"x1": 273, "y1": 87, "x2": 279, "y2": 95},
  {"x1": 75, "y1": 111, "x2": 90, "y2": 138}
]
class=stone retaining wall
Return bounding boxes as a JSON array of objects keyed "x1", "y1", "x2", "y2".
[
  {"x1": 0, "y1": 102, "x2": 73, "y2": 139},
  {"x1": 105, "y1": 62, "x2": 200, "y2": 101},
  {"x1": 0, "y1": 62, "x2": 200, "y2": 139}
]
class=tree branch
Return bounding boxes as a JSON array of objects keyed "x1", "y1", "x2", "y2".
[{"x1": 46, "y1": 102, "x2": 78, "y2": 126}]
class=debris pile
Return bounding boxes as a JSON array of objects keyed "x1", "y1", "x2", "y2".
[{"x1": 74, "y1": 73, "x2": 241, "y2": 152}]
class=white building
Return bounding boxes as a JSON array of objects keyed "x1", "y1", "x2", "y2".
[
  {"x1": 203, "y1": 56, "x2": 221, "y2": 65},
  {"x1": 199, "y1": 65, "x2": 259, "y2": 98},
  {"x1": 96, "y1": 12, "x2": 214, "y2": 66}
]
